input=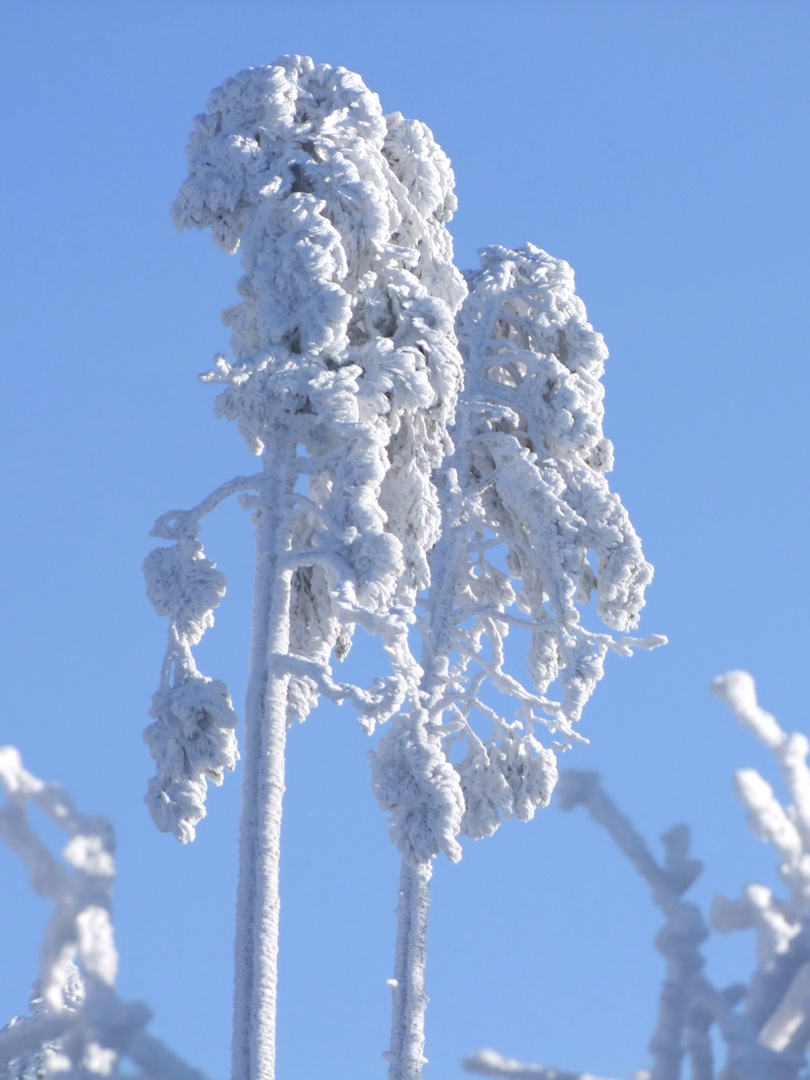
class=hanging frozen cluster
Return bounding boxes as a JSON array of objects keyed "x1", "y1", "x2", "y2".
[
  {"x1": 143, "y1": 509, "x2": 238, "y2": 842},
  {"x1": 0, "y1": 747, "x2": 209, "y2": 1079},
  {"x1": 373, "y1": 243, "x2": 660, "y2": 865},
  {"x1": 465, "y1": 673, "x2": 810, "y2": 1080}
]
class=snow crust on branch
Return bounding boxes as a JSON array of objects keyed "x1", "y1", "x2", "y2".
[
  {"x1": 464, "y1": 1047, "x2": 618, "y2": 1080},
  {"x1": 466, "y1": 673, "x2": 810, "y2": 1080},
  {"x1": 0, "y1": 747, "x2": 209, "y2": 1079},
  {"x1": 146, "y1": 56, "x2": 467, "y2": 843}
]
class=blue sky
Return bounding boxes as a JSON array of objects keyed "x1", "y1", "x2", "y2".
[{"x1": 2, "y1": 2, "x2": 810, "y2": 1078}]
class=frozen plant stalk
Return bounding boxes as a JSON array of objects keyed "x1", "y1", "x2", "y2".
[
  {"x1": 146, "y1": 56, "x2": 465, "y2": 1080},
  {"x1": 373, "y1": 244, "x2": 661, "y2": 1080}
]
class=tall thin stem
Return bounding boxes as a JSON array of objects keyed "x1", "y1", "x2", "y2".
[
  {"x1": 388, "y1": 861, "x2": 433, "y2": 1080},
  {"x1": 386, "y1": 503, "x2": 465, "y2": 1080},
  {"x1": 232, "y1": 438, "x2": 295, "y2": 1080}
]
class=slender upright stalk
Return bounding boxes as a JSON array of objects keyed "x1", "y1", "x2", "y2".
[
  {"x1": 389, "y1": 861, "x2": 433, "y2": 1080},
  {"x1": 386, "y1": 512, "x2": 465, "y2": 1079},
  {"x1": 233, "y1": 438, "x2": 295, "y2": 1080}
]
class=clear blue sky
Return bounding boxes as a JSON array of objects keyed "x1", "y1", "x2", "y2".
[{"x1": 2, "y1": 3, "x2": 809, "y2": 1078}]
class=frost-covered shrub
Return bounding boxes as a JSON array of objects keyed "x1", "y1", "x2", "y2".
[{"x1": 144, "y1": 55, "x2": 660, "y2": 1080}]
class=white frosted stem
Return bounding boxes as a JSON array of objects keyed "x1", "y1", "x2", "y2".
[
  {"x1": 385, "y1": 508, "x2": 465, "y2": 1080},
  {"x1": 232, "y1": 442, "x2": 295, "y2": 1080},
  {"x1": 388, "y1": 861, "x2": 432, "y2": 1080}
]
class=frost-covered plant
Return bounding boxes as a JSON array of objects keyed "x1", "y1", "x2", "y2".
[
  {"x1": 464, "y1": 672, "x2": 810, "y2": 1080},
  {"x1": 372, "y1": 243, "x2": 661, "y2": 1080},
  {"x1": 0, "y1": 747, "x2": 208, "y2": 1079},
  {"x1": 145, "y1": 56, "x2": 465, "y2": 1080},
  {"x1": 151, "y1": 53, "x2": 661, "y2": 1080}
]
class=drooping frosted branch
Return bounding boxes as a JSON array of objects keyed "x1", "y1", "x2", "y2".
[
  {"x1": 373, "y1": 243, "x2": 662, "y2": 872},
  {"x1": 0, "y1": 747, "x2": 209, "y2": 1079},
  {"x1": 454, "y1": 245, "x2": 659, "y2": 745},
  {"x1": 448, "y1": 244, "x2": 660, "y2": 842},
  {"x1": 374, "y1": 243, "x2": 661, "y2": 1080}
]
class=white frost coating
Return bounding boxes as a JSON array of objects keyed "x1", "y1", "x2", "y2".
[
  {"x1": 0, "y1": 747, "x2": 209, "y2": 1079},
  {"x1": 374, "y1": 244, "x2": 661, "y2": 1080},
  {"x1": 160, "y1": 56, "x2": 466, "y2": 1080},
  {"x1": 455, "y1": 244, "x2": 657, "y2": 733},
  {"x1": 473, "y1": 675, "x2": 810, "y2": 1080}
]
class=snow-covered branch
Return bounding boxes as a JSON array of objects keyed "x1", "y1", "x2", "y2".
[
  {"x1": 465, "y1": 673, "x2": 810, "y2": 1080},
  {"x1": 711, "y1": 671, "x2": 810, "y2": 1061},
  {"x1": 463, "y1": 1047, "x2": 620, "y2": 1080},
  {"x1": 0, "y1": 747, "x2": 209, "y2": 1079},
  {"x1": 557, "y1": 771, "x2": 711, "y2": 1080}
]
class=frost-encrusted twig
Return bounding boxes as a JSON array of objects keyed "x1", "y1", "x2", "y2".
[
  {"x1": 465, "y1": 673, "x2": 810, "y2": 1080},
  {"x1": 0, "y1": 747, "x2": 208, "y2": 1079},
  {"x1": 463, "y1": 1047, "x2": 620, "y2": 1080},
  {"x1": 557, "y1": 771, "x2": 712, "y2": 1080},
  {"x1": 711, "y1": 672, "x2": 810, "y2": 1062},
  {"x1": 373, "y1": 243, "x2": 661, "y2": 1080},
  {"x1": 159, "y1": 56, "x2": 466, "y2": 1080}
]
